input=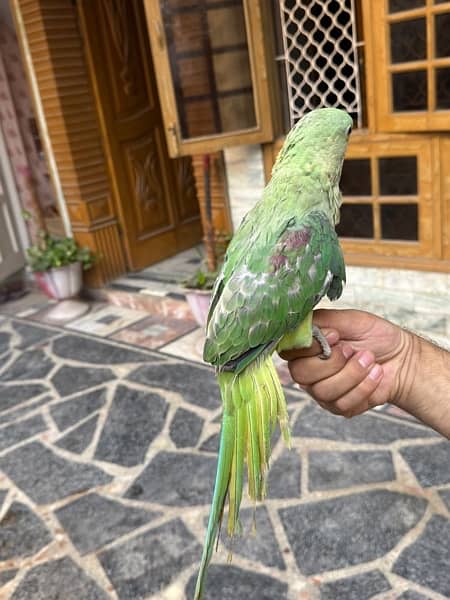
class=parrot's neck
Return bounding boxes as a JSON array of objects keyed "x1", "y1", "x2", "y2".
[{"x1": 269, "y1": 167, "x2": 342, "y2": 226}]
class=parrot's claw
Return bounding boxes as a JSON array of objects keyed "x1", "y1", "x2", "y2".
[{"x1": 312, "y1": 325, "x2": 331, "y2": 360}]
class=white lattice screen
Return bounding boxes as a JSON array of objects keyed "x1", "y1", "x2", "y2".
[{"x1": 278, "y1": 0, "x2": 362, "y2": 127}]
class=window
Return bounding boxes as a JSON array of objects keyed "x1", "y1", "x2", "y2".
[
  {"x1": 336, "y1": 134, "x2": 436, "y2": 261},
  {"x1": 144, "y1": 0, "x2": 274, "y2": 156},
  {"x1": 368, "y1": 1, "x2": 450, "y2": 130},
  {"x1": 338, "y1": 156, "x2": 420, "y2": 242}
]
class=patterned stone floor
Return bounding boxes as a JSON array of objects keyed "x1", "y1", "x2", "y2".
[{"x1": 0, "y1": 297, "x2": 449, "y2": 599}]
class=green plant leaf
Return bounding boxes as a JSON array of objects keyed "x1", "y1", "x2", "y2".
[{"x1": 26, "y1": 235, "x2": 96, "y2": 272}]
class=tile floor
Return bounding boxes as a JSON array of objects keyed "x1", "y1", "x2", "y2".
[
  {"x1": 0, "y1": 260, "x2": 449, "y2": 600},
  {"x1": 0, "y1": 294, "x2": 449, "y2": 599}
]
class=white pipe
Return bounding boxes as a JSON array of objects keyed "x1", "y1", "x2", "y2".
[{"x1": 11, "y1": 0, "x2": 72, "y2": 236}]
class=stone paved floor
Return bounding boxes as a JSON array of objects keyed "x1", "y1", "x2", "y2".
[{"x1": 0, "y1": 293, "x2": 449, "y2": 599}]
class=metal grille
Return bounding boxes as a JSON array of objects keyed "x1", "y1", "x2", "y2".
[{"x1": 278, "y1": 0, "x2": 362, "y2": 127}]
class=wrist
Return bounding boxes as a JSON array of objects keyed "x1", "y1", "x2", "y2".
[
  {"x1": 391, "y1": 328, "x2": 421, "y2": 409},
  {"x1": 392, "y1": 330, "x2": 450, "y2": 437}
]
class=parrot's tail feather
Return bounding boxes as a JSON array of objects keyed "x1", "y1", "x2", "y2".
[
  {"x1": 194, "y1": 408, "x2": 234, "y2": 600},
  {"x1": 194, "y1": 355, "x2": 290, "y2": 600},
  {"x1": 268, "y1": 362, "x2": 291, "y2": 447}
]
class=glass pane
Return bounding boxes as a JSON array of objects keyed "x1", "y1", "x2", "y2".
[
  {"x1": 390, "y1": 19, "x2": 426, "y2": 63},
  {"x1": 336, "y1": 204, "x2": 374, "y2": 238},
  {"x1": 389, "y1": 0, "x2": 424, "y2": 12},
  {"x1": 161, "y1": 1, "x2": 256, "y2": 139},
  {"x1": 436, "y1": 67, "x2": 450, "y2": 108},
  {"x1": 379, "y1": 157, "x2": 418, "y2": 195},
  {"x1": 435, "y1": 13, "x2": 450, "y2": 57},
  {"x1": 381, "y1": 204, "x2": 418, "y2": 240},
  {"x1": 340, "y1": 159, "x2": 372, "y2": 195},
  {"x1": 392, "y1": 70, "x2": 427, "y2": 111}
]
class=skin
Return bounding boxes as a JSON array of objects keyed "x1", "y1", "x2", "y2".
[{"x1": 280, "y1": 309, "x2": 450, "y2": 439}]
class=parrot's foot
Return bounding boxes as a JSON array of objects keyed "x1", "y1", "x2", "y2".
[{"x1": 312, "y1": 325, "x2": 331, "y2": 359}]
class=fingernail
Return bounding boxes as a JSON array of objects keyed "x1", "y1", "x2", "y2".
[
  {"x1": 369, "y1": 364, "x2": 383, "y2": 381},
  {"x1": 342, "y1": 344, "x2": 353, "y2": 359},
  {"x1": 358, "y1": 351, "x2": 374, "y2": 369}
]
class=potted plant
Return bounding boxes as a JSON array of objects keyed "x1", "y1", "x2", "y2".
[
  {"x1": 26, "y1": 231, "x2": 95, "y2": 301},
  {"x1": 24, "y1": 224, "x2": 96, "y2": 322}
]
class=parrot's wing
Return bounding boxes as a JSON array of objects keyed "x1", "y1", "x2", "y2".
[{"x1": 204, "y1": 210, "x2": 345, "y2": 369}]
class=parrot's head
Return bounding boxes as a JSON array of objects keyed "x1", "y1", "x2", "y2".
[
  {"x1": 272, "y1": 107, "x2": 353, "y2": 221},
  {"x1": 275, "y1": 107, "x2": 353, "y2": 179}
]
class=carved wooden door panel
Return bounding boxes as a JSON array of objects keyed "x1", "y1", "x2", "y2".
[{"x1": 78, "y1": 0, "x2": 201, "y2": 271}]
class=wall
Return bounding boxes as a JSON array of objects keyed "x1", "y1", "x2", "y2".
[{"x1": 223, "y1": 144, "x2": 265, "y2": 230}]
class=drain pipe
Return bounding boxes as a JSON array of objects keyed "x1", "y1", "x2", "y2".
[{"x1": 11, "y1": 0, "x2": 72, "y2": 237}]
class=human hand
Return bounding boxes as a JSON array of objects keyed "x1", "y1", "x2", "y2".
[{"x1": 280, "y1": 309, "x2": 414, "y2": 418}]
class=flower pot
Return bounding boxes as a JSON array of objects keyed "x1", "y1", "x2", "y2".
[
  {"x1": 34, "y1": 262, "x2": 83, "y2": 300},
  {"x1": 185, "y1": 289, "x2": 212, "y2": 328}
]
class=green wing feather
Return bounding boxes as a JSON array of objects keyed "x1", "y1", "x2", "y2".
[{"x1": 204, "y1": 210, "x2": 345, "y2": 370}]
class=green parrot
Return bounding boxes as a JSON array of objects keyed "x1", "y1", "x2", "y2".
[{"x1": 194, "y1": 107, "x2": 353, "y2": 599}]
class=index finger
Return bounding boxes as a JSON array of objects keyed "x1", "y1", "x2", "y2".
[{"x1": 312, "y1": 308, "x2": 374, "y2": 340}]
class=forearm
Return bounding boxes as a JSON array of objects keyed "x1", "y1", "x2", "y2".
[{"x1": 394, "y1": 332, "x2": 450, "y2": 439}]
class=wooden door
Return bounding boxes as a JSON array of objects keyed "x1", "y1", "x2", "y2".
[{"x1": 78, "y1": 0, "x2": 202, "y2": 271}]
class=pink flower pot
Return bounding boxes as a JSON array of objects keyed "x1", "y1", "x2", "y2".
[
  {"x1": 34, "y1": 262, "x2": 83, "y2": 300},
  {"x1": 185, "y1": 289, "x2": 212, "y2": 328}
]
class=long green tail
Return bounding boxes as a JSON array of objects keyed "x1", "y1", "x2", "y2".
[{"x1": 193, "y1": 354, "x2": 290, "y2": 600}]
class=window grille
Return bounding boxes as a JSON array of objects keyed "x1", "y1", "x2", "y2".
[{"x1": 278, "y1": 0, "x2": 362, "y2": 127}]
